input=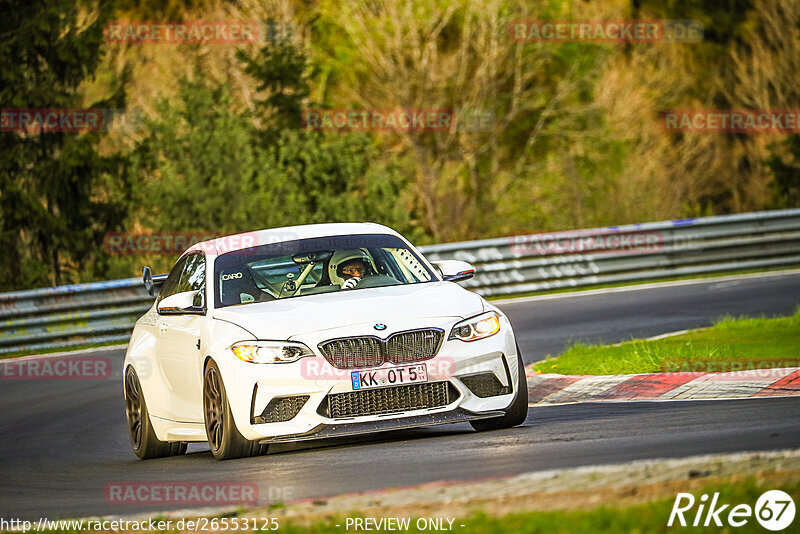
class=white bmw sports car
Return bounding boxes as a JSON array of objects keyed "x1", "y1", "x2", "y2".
[{"x1": 124, "y1": 223, "x2": 528, "y2": 460}]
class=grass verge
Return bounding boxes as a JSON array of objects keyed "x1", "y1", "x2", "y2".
[
  {"x1": 532, "y1": 308, "x2": 800, "y2": 375},
  {"x1": 285, "y1": 478, "x2": 798, "y2": 533}
]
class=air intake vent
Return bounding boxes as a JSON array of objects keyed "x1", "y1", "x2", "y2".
[
  {"x1": 318, "y1": 382, "x2": 458, "y2": 419},
  {"x1": 253, "y1": 395, "x2": 310, "y2": 424},
  {"x1": 460, "y1": 373, "x2": 511, "y2": 398}
]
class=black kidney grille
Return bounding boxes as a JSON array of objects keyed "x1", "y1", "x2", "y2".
[
  {"x1": 319, "y1": 329, "x2": 443, "y2": 369},
  {"x1": 385, "y1": 329, "x2": 443, "y2": 363},
  {"x1": 319, "y1": 337, "x2": 384, "y2": 368},
  {"x1": 324, "y1": 382, "x2": 452, "y2": 418}
]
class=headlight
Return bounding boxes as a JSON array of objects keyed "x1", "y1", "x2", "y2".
[
  {"x1": 449, "y1": 311, "x2": 501, "y2": 342},
  {"x1": 230, "y1": 341, "x2": 314, "y2": 364}
]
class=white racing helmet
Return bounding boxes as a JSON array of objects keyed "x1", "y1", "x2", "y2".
[{"x1": 328, "y1": 248, "x2": 376, "y2": 285}]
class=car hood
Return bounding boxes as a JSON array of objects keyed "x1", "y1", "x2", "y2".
[{"x1": 212, "y1": 281, "x2": 484, "y2": 340}]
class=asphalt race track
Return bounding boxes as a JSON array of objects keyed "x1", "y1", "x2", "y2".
[
  {"x1": 501, "y1": 271, "x2": 800, "y2": 362},
  {"x1": 1, "y1": 271, "x2": 799, "y2": 520}
]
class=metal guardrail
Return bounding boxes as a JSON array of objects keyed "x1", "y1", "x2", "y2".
[
  {"x1": 0, "y1": 279, "x2": 153, "y2": 355},
  {"x1": 1, "y1": 209, "x2": 799, "y2": 355},
  {"x1": 422, "y1": 208, "x2": 800, "y2": 297}
]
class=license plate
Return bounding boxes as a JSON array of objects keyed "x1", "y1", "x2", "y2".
[{"x1": 351, "y1": 364, "x2": 428, "y2": 390}]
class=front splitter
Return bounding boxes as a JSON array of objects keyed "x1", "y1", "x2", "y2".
[{"x1": 258, "y1": 408, "x2": 504, "y2": 445}]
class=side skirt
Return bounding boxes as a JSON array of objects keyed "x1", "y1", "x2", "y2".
[{"x1": 150, "y1": 415, "x2": 207, "y2": 442}]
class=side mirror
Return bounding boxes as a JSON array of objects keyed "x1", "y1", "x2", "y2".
[
  {"x1": 157, "y1": 290, "x2": 205, "y2": 315},
  {"x1": 143, "y1": 266, "x2": 154, "y2": 296},
  {"x1": 433, "y1": 260, "x2": 475, "y2": 282},
  {"x1": 142, "y1": 266, "x2": 169, "y2": 297}
]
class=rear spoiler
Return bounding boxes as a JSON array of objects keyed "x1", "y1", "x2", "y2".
[{"x1": 142, "y1": 266, "x2": 169, "y2": 296}]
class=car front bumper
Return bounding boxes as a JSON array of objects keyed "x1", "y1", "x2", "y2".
[{"x1": 219, "y1": 315, "x2": 519, "y2": 442}]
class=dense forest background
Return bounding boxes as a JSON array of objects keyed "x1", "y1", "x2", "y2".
[{"x1": 1, "y1": 0, "x2": 799, "y2": 290}]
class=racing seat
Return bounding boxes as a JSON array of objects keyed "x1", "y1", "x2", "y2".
[{"x1": 220, "y1": 266, "x2": 274, "y2": 306}]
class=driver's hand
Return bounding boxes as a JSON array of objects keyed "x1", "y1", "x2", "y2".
[{"x1": 341, "y1": 277, "x2": 360, "y2": 289}]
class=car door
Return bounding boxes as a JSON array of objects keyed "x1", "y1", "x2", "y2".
[{"x1": 156, "y1": 252, "x2": 207, "y2": 423}]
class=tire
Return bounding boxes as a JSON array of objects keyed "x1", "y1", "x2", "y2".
[
  {"x1": 203, "y1": 360, "x2": 266, "y2": 460},
  {"x1": 470, "y1": 344, "x2": 529, "y2": 431},
  {"x1": 125, "y1": 367, "x2": 187, "y2": 460}
]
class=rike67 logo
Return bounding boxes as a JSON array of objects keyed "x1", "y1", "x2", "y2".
[{"x1": 669, "y1": 490, "x2": 795, "y2": 531}]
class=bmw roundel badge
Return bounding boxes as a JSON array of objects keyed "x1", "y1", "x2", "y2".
[{"x1": 373, "y1": 323, "x2": 387, "y2": 331}]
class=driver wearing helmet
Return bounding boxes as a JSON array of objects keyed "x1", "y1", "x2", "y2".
[{"x1": 329, "y1": 249, "x2": 375, "y2": 289}]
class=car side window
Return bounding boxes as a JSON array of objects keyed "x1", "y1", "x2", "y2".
[
  {"x1": 158, "y1": 256, "x2": 188, "y2": 302},
  {"x1": 178, "y1": 253, "x2": 206, "y2": 307}
]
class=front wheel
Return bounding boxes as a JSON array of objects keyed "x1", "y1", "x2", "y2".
[
  {"x1": 203, "y1": 360, "x2": 266, "y2": 460},
  {"x1": 470, "y1": 345, "x2": 529, "y2": 431},
  {"x1": 124, "y1": 367, "x2": 187, "y2": 459}
]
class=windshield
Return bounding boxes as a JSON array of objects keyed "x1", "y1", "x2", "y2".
[{"x1": 213, "y1": 234, "x2": 436, "y2": 308}]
